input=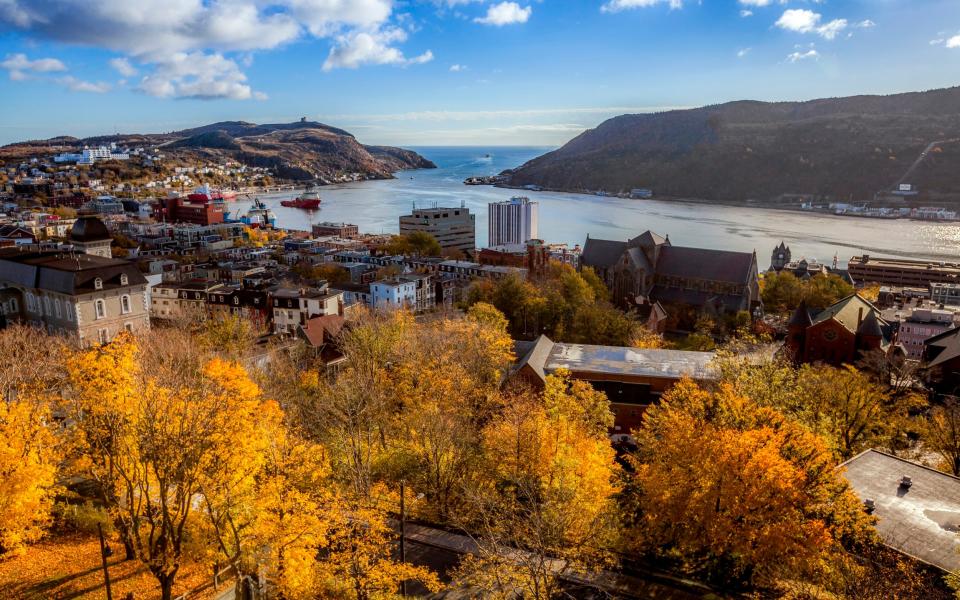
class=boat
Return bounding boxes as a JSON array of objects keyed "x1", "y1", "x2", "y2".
[
  {"x1": 239, "y1": 198, "x2": 277, "y2": 228},
  {"x1": 187, "y1": 184, "x2": 236, "y2": 202},
  {"x1": 281, "y1": 185, "x2": 321, "y2": 209}
]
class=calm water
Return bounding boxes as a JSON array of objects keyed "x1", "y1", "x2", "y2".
[{"x1": 232, "y1": 147, "x2": 960, "y2": 268}]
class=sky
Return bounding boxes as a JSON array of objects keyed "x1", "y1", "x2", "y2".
[{"x1": 0, "y1": 0, "x2": 958, "y2": 147}]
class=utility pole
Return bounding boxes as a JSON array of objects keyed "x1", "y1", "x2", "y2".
[
  {"x1": 400, "y1": 480, "x2": 407, "y2": 599},
  {"x1": 97, "y1": 523, "x2": 114, "y2": 600}
]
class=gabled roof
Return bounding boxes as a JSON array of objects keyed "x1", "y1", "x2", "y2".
[
  {"x1": 655, "y1": 245, "x2": 756, "y2": 284},
  {"x1": 300, "y1": 314, "x2": 346, "y2": 348},
  {"x1": 838, "y1": 449, "x2": 960, "y2": 572},
  {"x1": 512, "y1": 334, "x2": 555, "y2": 384},
  {"x1": 628, "y1": 230, "x2": 668, "y2": 250},
  {"x1": 924, "y1": 326, "x2": 960, "y2": 367},
  {"x1": 811, "y1": 294, "x2": 887, "y2": 334},
  {"x1": 858, "y1": 309, "x2": 884, "y2": 337},
  {"x1": 581, "y1": 238, "x2": 628, "y2": 270},
  {"x1": 0, "y1": 248, "x2": 146, "y2": 294}
]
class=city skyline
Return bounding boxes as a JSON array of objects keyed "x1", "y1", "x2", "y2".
[{"x1": 1, "y1": 0, "x2": 959, "y2": 146}]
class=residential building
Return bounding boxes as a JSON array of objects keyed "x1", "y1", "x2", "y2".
[
  {"x1": 488, "y1": 196, "x2": 538, "y2": 247},
  {"x1": 312, "y1": 222, "x2": 359, "y2": 238},
  {"x1": 581, "y1": 231, "x2": 761, "y2": 316},
  {"x1": 839, "y1": 449, "x2": 960, "y2": 573},
  {"x1": 299, "y1": 315, "x2": 348, "y2": 373},
  {"x1": 150, "y1": 281, "x2": 223, "y2": 320},
  {"x1": 271, "y1": 286, "x2": 343, "y2": 335},
  {"x1": 848, "y1": 255, "x2": 960, "y2": 288},
  {"x1": 0, "y1": 247, "x2": 150, "y2": 345},
  {"x1": 893, "y1": 306, "x2": 956, "y2": 359},
  {"x1": 205, "y1": 286, "x2": 272, "y2": 333},
  {"x1": 511, "y1": 335, "x2": 716, "y2": 436},
  {"x1": 0, "y1": 225, "x2": 36, "y2": 247},
  {"x1": 371, "y1": 277, "x2": 418, "y2": 311},
  {"x1": 787, "y1": 294, "x2": 897, "y2": 366},
  {"x1": 399, "y1": 205, "x2": 476, "y2": 257},
  {"x1": 923, "y1": 327, "x2": 960, "y2": 396}
]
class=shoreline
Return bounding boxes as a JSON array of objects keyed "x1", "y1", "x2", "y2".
[{"x1": 490, "y1": 184, "x2": 960, "y2": 223}]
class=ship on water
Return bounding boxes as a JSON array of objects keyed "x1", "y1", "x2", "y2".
[
  {"x1": 188, "y1": 183, "x2": 237, "y2": 202},
  {"x1": 239, "y1": 198, "x2": 277, "y2": 228},
  {"x1": 281, "y1": 184, "x2": 322, "y2": 209}
]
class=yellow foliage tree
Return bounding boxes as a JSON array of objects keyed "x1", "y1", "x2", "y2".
[{"x1": 626, "y1": 379, "x2": 876, "y2": 589}]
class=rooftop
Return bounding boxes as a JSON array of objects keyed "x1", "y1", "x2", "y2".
[{"x1": 839, "y1": 449, "x2": 960, "y2": 572}]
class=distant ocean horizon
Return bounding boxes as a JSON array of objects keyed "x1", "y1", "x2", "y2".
[{"x1": 236, "y1": 147, "x2": 960, "y2": 266}]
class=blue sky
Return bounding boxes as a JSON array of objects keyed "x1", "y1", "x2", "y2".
[{"x1": 1, "y1": 0, "x2": 958, "y2": 146}]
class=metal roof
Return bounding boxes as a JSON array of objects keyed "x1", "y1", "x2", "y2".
[
  {"x1": 838, "y1": 449, "x2": 960, "y2": 572},
  {"x1": 545, "y1": 343, "x2": 717, "y2": 381}
]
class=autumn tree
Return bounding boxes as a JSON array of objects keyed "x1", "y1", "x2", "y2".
[
  {"x1": 761, "y1": 271, "x2": 854, "y2": 314},
  {"x1": 456, "y1": 372, "x2": 620, "y2": 599},
  {"x1": 0, "y1": 326, "x2": 63, "y2": 557},
  {"x1": 624, "y1": 379, "x2": 876, "y2": 590},
  {"x1": 761, "y1": 270, "x2": 804, "y2": 313},
  {"x1": 926, "y1": 397, "x2": 960, "y2": 476}
]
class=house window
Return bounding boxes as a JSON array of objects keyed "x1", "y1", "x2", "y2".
[
  {"x1": 54, "y1": 299, "x2": 61, "y2": 319},
  {"x1": 124, "y1": 323, "x2": 134, "y2": 333},
  {"x1": 120, "y1": 274, "x2": 128, "y2": 286},
  {"x1": 94, "y1": 278, "x2": 103, "y2": 290},
  {"x1": 8, "y1": 298, "x2": 18, "y2": 313},
  {"x1": 95, "y1": 299, "x2": 106, "y2": 319},
  {"x1": 121, "y1": 295, "x2": 131, "y2": 314},
  {"x1": 234, "y1": 297, "x2": 240, "y2": 305},
  {"x1": 98, "y1": 328, "x2": 108, "y2": 344}
]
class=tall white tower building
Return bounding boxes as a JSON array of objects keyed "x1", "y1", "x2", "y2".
[{"x1": 488, "y1": 196, "x2": 538, "y2": 247}]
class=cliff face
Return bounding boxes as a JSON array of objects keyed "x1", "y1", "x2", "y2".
[
  {"x1": 1, "y1": 120, "x2": 436, "y2": 183},
  {"x1": 506, "y1": 87, "x2": 960, "y2": 202}
]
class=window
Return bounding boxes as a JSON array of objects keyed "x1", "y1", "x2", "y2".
[
  {"x1": 120, "y1": 274, "x2": 128, "y2": 286},
  {"x1": 95, "y1": 299, "x2": 106, "y2": 319},
  {"x1": 94, "y1": 278, "x2": 103, "y2": 290},
  {"x1": 121, "y1": 295, "x2": 131, "y2": 314},
  {"x1": 54, "y1": 299, "x2": 61, "y2": 319},
  {"x1": 8, "y1": 298, "x2": 17, "y2": 313},
  {"x1": 98, "y1": 328, "x2": 108, "y2": 344},
  {"x1": 124, "y1": 323, "x2": 134, "y2": 333},
  {"x1": 234, "y1": 297, "x2": 240, "y2": 305}
]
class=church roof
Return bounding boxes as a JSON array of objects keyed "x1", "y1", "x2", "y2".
[
  {"x1": 629, "y1": 230, "x2": 668, "y2": 250},
  {"x1": 858, "y1": 309, "x2": 885, "y2": 337},
  {"x1": 70, "y1": 216, "x2": 111, "y2": 243},
  {"x1": 656, "y1": 246, "x2": 757, "y2": 284},
  {"x1": 923, "y1": 327, "x2": 960, "y2": 368},
  {"x1": 811, "y1": 294, "x2": 889, "y2": 335},
  {"x1": 0, "y1": 248, "x2": 146, "y2": 295},
  {"x1": 581, "y1": 238, "x2": 628, "y2": 269}
]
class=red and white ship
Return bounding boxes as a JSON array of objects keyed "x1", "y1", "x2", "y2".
[
  {"x1": 281, "y1": 185, "x2": 321, "y2": 209},
  {"x1": 187, "y1": 184, "x2": 236, "y2": 202}
]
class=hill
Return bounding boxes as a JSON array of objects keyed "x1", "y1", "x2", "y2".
[
  {"x1": 505, "y1": 87, "x2": 960, "y2": 204},
  {"x1": 1, "y1": 120, "x2": 435, "y2": 183}
]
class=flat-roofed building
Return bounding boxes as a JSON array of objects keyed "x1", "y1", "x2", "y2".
[
  {"x1": 312, "y1": 222, "x2": 359, "y2": 238},
  {"x1": 399, "y1": 206, "x2": 475, "y2": 257},
  {"x1": 839, "y1": 449, "x2": 960, "y2": 573},
  {"x1": 511, "y1": 335, "x2": 716, "y2": 436},
  {"x1": 848, "y1": 255, "x2": 960, "y2": 288},
  {"x1": 488, "y1": 196, "x2": 538, "y2": 247}
]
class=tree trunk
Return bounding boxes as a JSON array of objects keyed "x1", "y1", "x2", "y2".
[{"x1": 160, "y1": 579, "x2": 173, "y2": 600}]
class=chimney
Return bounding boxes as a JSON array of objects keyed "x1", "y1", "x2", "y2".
[
  {"x1": 857, "y1": 307, "x2": 864, "y2": 329},
  {"x1": 864, "y1": 498, "x2": 876, "y2": 514},
  {"x1": 899, "y1": 475, "x2": 912, "y2": 489}
]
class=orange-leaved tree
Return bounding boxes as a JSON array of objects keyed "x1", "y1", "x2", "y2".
[{"x1": 625, "y1": 379, "x2": 876, "y2": 590}]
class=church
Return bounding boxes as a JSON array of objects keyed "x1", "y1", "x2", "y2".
[{"x1": 580, "y1": 231, "x2": 762, "y2": 316}]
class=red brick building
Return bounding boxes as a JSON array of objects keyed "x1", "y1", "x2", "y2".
[
  {"x1": 786, "y1": 294, "x2": 896, "y2": 366},
  {"x1": 155, "y1": 196, "x2": 226, "y2": 226}
]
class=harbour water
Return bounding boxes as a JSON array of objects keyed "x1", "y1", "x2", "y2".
[{"x1": 233, "y1": 147, "x2": 960, "y2": 267}]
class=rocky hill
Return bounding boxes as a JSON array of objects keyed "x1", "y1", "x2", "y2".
[
  {"x1": 1, "y1": 120, "x2": 435, "y2": 183},
  {"x1": 505, "y1": 87, "x2": 960, "y2": 204}
]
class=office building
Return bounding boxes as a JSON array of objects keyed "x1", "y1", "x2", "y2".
[
  {"x1": 488, "y1": 196, "x2": 538, "y2": 247},
  {"x1": 399, "y1": 204, "x2": 476, "y2": 257}
]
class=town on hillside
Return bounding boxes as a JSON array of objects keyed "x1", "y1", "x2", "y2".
[{"x1": 4, "y1": 156, "x2": 960, "y2": 599}]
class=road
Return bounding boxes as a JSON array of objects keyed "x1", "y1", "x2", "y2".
[{"x1": 896, "y1": 138, "x2": 960, "y2": 189}]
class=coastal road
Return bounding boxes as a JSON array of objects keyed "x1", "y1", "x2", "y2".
[{"x1": 896, "y1": 138, "x2": 960, "y2": 189}]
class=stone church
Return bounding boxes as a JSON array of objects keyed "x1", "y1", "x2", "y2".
[{"x1": 581, "y1": 230, "x2": 762, "y2": 315}]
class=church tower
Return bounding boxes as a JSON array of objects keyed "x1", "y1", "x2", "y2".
[{"x1": 770, "y1": 241, "x2": 791, "y2": 271}]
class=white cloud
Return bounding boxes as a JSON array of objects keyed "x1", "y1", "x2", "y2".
[
  {"x1": 109, "y1": 57, "x2": 138, "y2": 77},
  {"x1": 602, "y1": 0, "x2": 683, "y2": 12},
  {"x1": 856, "y1": 19, "x2": 876, "y2": 28},
  {"x1": 0, "y1": 53, "x2": 67, "y2": 79},
  {"x1": 323, "y1": 27, "x2": 433, "y2": 70},
  {"x1": 0, "y1": 0, "x2": 431, "y2": 99},
  {"x1": 138, "y1": 52, "x2": 259, "y2": 100},
  {"x1": 739, "y1": 0, "x2": 774, "y2": 6},
  {"x1": 449, "y1": 64, "x2": 467, "y2": 72},
  {"x1": 475, "y1": 2, "x2": 532, "y2": 26},
  {"x1": 740, "y1": 10, "x2": 753, "y2": 18},
  {"x1": 775, "y1": 9, "x2": 847, "y2": 40},
  {"x1": 737, "y1": 47, "x2": 751, "y2": 58},
  {"x1": 786, "y1": 49, "x2": 819, "y2": 62},
  {"x1": 948, "y1": 35, "x2": 960, "y2": 49},
  {"x1": 58, "y1": 75, "x2": 111, "y2": 93}
]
